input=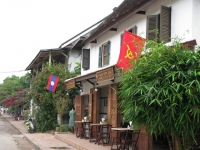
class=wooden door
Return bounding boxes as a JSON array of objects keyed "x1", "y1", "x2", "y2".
[
  {"x1": 90, "y1": 88, "x2": 99, "y2": 123},
  {"x1": 75, "y1": 95, "x2": 83, "y2": 121},
  {"x1": 108, "y1": 84, "x2": 118, "y2": 127}
]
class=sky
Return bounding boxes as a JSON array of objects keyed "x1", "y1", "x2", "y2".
[{"x1": 0, "y1": 0, "x2": 123, "y2": 84}]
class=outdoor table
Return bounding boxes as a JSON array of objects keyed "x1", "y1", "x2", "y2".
[
  {"x1": 89, "y1": 123, "x2": 112, "y2": 145},
  {"x1": 110, "y1": 127, "x2": 132, "y2": 150},
  {"x1": 75, "y1": 121, "x2": 92, "y2": 139}
]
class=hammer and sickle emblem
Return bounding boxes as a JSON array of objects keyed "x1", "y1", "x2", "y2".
[{"x1": 125, "y1": 44, "x2": 133, "y2": 59}]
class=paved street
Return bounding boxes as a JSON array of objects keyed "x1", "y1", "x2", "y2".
[{"x1": 0, "y1": 116, "x2": 24, "y2": 150}]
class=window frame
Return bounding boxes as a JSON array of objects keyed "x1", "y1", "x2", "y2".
[
  {"x1": 120, "y1": 25, "x2": 137, "y2": 47},
  {"x1": 146, "y1": 5, "x2": 171, "y2": 43},
  {"x1": 98, "y1": 41, "x2": 111, "y2": 68},
  {"x1": 82, "y1": 49, "x2": 90, "y2": 70}
]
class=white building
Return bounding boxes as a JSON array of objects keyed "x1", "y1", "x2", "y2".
[{"x1": 65, "y1": 0, "x2": 200, "y2": 149}]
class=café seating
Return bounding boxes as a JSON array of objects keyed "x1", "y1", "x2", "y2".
[
  {"x1": 110, "y1": 128, "x2": 127, "y2": 150},
  {"x1": 121, "y1": 130, "x2": 140, "y2": 150},
  {"x1": 96, "y1": 124, "x2": 112, "y2": 146},
  {"x1": 89, "y1": 124, "x2": 100, "y2": 142},
  {"x1": 75, "y1": 121, "x2": 92, "y2": 139}
]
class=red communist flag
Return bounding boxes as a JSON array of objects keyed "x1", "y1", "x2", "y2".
[
  {"x1": 116, "y1": 30, "x2": 146, "y2": 70},
  {"x1": 46, "y1": 74, "x2": 59, "y2": 92}
]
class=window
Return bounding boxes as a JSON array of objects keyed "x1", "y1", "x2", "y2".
[
  {"x1": 99, "y1": 41, "x2": 111, "y2": 68},
  {"x1": 82, "y1": 49, "x2": 90, "y2": 70},
  {"x1": 121, "y1": 25, "x2": 137, "y2": 46},
  {"x1": 147, "y1": 6, "x2": 171, "y2": 43}
]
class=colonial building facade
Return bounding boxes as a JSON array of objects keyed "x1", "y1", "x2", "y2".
[{"x1": 65, "y1": 0, "x2": 200, "y2": 150}]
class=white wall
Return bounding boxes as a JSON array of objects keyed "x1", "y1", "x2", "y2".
[
  {"x1": 68, "y1": 49, "x2": 81, "y2": 72},
  {"x1": 78, "y1": 0, "x2": 200, "y2": 106},
  {"x1": 82, "y1": 0, "x2": 198, "y2": 78},
  {"x1": 192, "y1": 0, "x2": 200, "y2": 44}
]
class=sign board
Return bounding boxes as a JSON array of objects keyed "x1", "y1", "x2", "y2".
[
  {"x1": 66, "y1": 79, "x2": 75, "y2": 90},
  {"x1": 96, "y1": 67, "x2": 114, "y2": 83}
]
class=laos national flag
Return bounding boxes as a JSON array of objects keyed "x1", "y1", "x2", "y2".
[{"x1": 46, "y1": 75, "x2": 59, "y2": 92}]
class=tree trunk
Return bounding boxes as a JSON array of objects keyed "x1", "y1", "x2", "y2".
[
  {"x1": 167, "y1": 134, "x2": 173, "y2": 150},
  {"x1": 176, "y1": 134, "x2": 183, "y2": 150}
]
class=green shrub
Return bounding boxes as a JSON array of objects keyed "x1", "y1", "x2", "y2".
[
  {"x1": 35, "y1": 105, "x2": 57, "y2": 132},
  {"x1": 118, "y1": 38, "x2": 200, "y2": 150},
  {"x1": 23, "y1": 111, "x2": 30, "y2": 120},
  {"x1": 60, "y1": 124, "x2": 71, "y2": 132},
  {"x1": 60, "y1": 124, "x2": 67, "y2": 132},
  {"x1": 30, "y1": 63, "x2": 80, "y2": 133}
]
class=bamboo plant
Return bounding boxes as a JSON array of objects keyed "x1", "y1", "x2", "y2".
[{"x1": 118, "y1": 38, "x2": 200, "y2": 150}]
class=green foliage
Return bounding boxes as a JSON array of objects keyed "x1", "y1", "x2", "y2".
[
  {"x1": 30, "y1": 62, "x2": 80, "y2": 132},
  {"x1": 118, "y1": 38, "x2": 200, "y2": 150},
  {"x1": 55, "y1": 96, "x2": 73, "y2": 125},
  {"x1": 23, "y1": 111, "x2": 30, "y2": 121},
  {"x1": 0, "y1": 75, "x2": 20, "y2": 105},
  {"x1": 0, "y1": 73, "x2": 31, "y2": 107},
  {"x1": 74, "y1": 62, "x2": 81, "y2": 75},
  {"x1": 60, "y1": 124, "x2": 71, "y2": 132},
  {"x1": 30, "y1": 63, "x2": 68, "y2": 132},
  {"x1": 35, "y1": 105, "x2": 57, "y2": 132}
]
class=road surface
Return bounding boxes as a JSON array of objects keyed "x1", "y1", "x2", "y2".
[{"x1": 0, "y1": 115, "x2": 37, "y2": 150}]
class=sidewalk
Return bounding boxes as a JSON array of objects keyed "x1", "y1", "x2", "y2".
[
  {"x1": 2, "y1": 114, "x2": 77, "y2": 150},
  {"x1": 2, "y1": 114, "x2": 112, "y2": 150}
]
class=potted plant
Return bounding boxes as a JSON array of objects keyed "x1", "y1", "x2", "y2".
[
  {"x1": 102, "y1": 115, "x2": 108, "y2": 124},
  {"x1": 86, "y1": 115, "x2": 91, "y2": 121}
]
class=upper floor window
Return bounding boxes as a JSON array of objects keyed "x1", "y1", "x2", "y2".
[
  {"x1": 146, "y1": 6, "x2": 171, "y2": 43},
  {"x1": 99, "y1": 41, "x2": 111, "y2": 68},
  {"x1": 121, "y1": 25, "x2": 137, "y2": 46},
  {"x1": 82, "y1": 49, "x2": 90, "y2": 70}
]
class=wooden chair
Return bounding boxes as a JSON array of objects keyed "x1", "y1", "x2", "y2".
[
  {"x1": 121, "y1": 130, "x2": 140, "y2": 150},
  {"x1": 89, "y1": 125, "x2": 99, "y2": 142},
  {"x1": 110, "y1": 131, "x2": 126, "y2": 150},
  {"x1": 96, "y1": 124, "x2": 112, "y2": 146}
]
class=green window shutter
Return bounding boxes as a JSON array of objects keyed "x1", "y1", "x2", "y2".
[
  {"x1": 146, "y1": 15, "x2": 159, "y2": 42},
  {"x1": 82, "y1": 49, "x2": 90, "y2": 70},
  {"x1": 98, "y1": 46, "x2": 102, "y2": 68},
  {"x1": 120, "y1": 33, "x2": 124, "y2": 47},
  {"x1": 106, "y1": 41, "x2": 111, "y2": 65},
  {"x1": 132, "y1": 25, "x2": 137, "y2": 34},
  {"x1": 160, "y1": 6, "x2": 171, "y2": 43}
]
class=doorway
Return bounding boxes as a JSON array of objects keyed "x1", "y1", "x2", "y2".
[
  {"x1": 98, "y1": 87, "x2": 108, "y2": 123},
  {"x1": 82, "y1": 95, "x2": 89, "y2": 118}
]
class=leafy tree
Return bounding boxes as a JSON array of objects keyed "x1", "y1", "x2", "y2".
[
  {"x1": 3, "y1": 88, "x2": 23, "y2": 108},
  {"x1": 30, "y1": 62, "x2": 80, "y2": 132},
  {"x1": 118, "y1": 38, "x2": 200, "y2": 150},
  {"x1": 0, "y1": 75, "x2": 20, "y2": 105},
  {"x1": 0, "y1": 73, "x2": 31, "y2": 107},
  {"x1": 54, "y1": 96, "x2": 72, "y2": 125}
]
